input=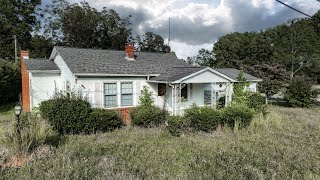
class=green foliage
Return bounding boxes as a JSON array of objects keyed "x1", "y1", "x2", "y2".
[
  {"x1": 185, "y1": 105, "x2": 222, "y2": 132},
  {"x1": 247, "y1": 93, "x2": 266, "y2": 111},
  {"x1": 166, "y1": 115, "x2": 190, "y2": 137},
  {"x1": 138, "y1": 32, "x2": 171, "y2": 52},
  {"x1": 139, "y1": 86, "x2": 154, "y2": 107},
  {"x1": 197, "y1": 13, "x2": 320, "y2": 95},
  {"x1": 0, "y1": 0, "x2": 41, "y2": 59},
  {"x1": 233, "y1": 71, "x2": 250, "y2": 104},
  {"x1": 284, "y1": 77, "x2": 319, "y2": 108},
  {"x1": 1, "y1": 113, "x2": 55, "y2": 155},
  {"x1": 39, "y1": 92, "x2": 92, "y2": 134},
  {"x1": 221, "y1": 104, "x2": 255, "y2": 128},
  {"x1": 0, "y1": 61, "x2": 21, "y2": 105},
  {"x1": 131, "y1": 106, "x2": 167, "y2": 127},
  {"x1": 85, "y1": 108, "x2": 121, "y2": 133}
]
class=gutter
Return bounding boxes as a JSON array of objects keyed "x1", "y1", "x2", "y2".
[
  {"x1": 29, "y1": 70, "x2": 61, "y2": 73},
  {"x1": 74, "y1": 73, "x2": 161, "y2": 77}
]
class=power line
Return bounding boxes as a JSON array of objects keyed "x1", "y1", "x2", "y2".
[{"x1": 275, "y1": 0, "x2": 312, "y2": 18}]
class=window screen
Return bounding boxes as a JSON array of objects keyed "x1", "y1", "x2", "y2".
[
  {"x1": 121, "y1": 82, "x2": 133, "y2": 106},
  {"x1": 104, "y1": 83, "x2": 117, "y2": 107},
  {"x1": 181, "y1": 85, "x2": 188, "y2": 99}
]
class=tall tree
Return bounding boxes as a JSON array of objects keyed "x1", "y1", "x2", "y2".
[
  {"x1": 0, "y1": 0, "x2": 41, "y2": 59},
  {"x1": 140, "y1": 32, "x2": 170, "y2": 52}
]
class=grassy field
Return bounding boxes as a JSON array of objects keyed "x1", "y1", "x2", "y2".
[{"x1": 0, "y1": 105, "x2": 320, "y2": 179}]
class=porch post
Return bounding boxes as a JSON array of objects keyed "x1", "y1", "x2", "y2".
[{"x1": 211, "y1": 82, "x2": 216, "y2": 108}]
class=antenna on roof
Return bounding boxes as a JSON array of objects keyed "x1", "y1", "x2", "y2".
[{"x1": 168, "y1": 17, "x2": 171, "y2": 46}]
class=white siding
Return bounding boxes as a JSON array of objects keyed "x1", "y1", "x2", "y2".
[
  {"x1": 181, "y1": 70, "x2": 230, "y2": 84},
  {"x1": 30, "y1": 73, "x2": 60, "y2": 108},
  {"x1": 53, "y1": 54, "x2": 76, "y2": 90}
]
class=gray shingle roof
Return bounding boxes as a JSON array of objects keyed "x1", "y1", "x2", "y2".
[
  {"x1": 24, "y1": 59, "x2": 60, "y2": 71},
  {"x1": 54, "y1": 46, "x2": 190, "y2": 75},
  {"x1": 215, "y1": 68, "x2": 261, "y2": 81},
  {"x1": 149, "y1": 67, "x2": 205, "y2": 82}
]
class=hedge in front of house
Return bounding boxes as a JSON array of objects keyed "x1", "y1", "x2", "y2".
[
  {"x1": 185, "y1": 105, "x2": 222, "y2": 132},
  {"x1": 167, "y1": 115, "x2": 190, "y2": 137},
  {"x1": 221, "y1": 103, "x2": 255, "y2": 128},
  {"x1": 39, "y1": 93, "x2": 92, "y2": 134},
  {"x1": 84, "y1": 108, "x2": 121, "y2": 133},
  {"x1": 131, "y1": 105, "x2": 167, "y2": 127}
]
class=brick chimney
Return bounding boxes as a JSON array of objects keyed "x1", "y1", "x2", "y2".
[
  {"x1": 20, "y1": 51, "x2": 29, "y2": 61},
  {"x1": 125, "y1": 43, "x2": 135, "y2": 60}
]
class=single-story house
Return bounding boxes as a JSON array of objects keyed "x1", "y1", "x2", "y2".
[{"x1": 21, "y1": 45, "x2": 261, "y2": 117}]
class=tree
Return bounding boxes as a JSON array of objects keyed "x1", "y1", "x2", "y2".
[
  {"x1": 196, "y1": 48, "x2": 216, "y2": 67},
  {"x1": 284, "y1": 76, "x2": 319, "y2": 107},
  {"x1": 0, "y1": 0, "x2": 41, "y2": 59},
  {"x1": 140, "y1": 32, "x2": 171, "y2": 52},
  {"x1": 29, "y1": 35, "x2": 54, "y2": 58}
]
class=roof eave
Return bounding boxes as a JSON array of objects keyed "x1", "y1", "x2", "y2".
[
  {"x1": 75, "y1": 73, "x2": 161, "y2": 77},
  {"x1": 29, "y1": 70, "x2": 61, "y2": 73}
]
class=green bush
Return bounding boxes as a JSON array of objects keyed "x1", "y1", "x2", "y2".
[
  {"x1": 221, "y1": 104, "x2": 255, "y2": 128},
  {"x1": 185, "y1": 105, "x2": 222, "y2": 132},
  {"x1": 39, "y1": 92, "x2": 92, "y2": 134},
  {"x1": 247, "y1": 93, "x2": 265, "y2": 110},
  {"x1": 0, "y1": 61, "x2": 21, "y2": 105},
  {"x1": 85, "y1": 108, "x2": 121, "y2": 133},
  {"x1": 131, "y1": 106, "x2": 167, "y2": 127},
  {"x1": 284, "y1": 76, "x2": 319, "y2": 108},
  {"x1": 166, "y1": 115, "x2": 190, "y2": 137}
]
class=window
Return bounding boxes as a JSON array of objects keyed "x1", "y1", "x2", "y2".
[
  {"x1": 121, "y1": 82, "x2": 133, "y2": 106},
  {"x1": 104, "y1": 83, "x2": 117, "y2": 107},
  {"x1": 158, "y1": 83, "x2": 166, "y2": 96},
  {"x1": 181, "y1": 84, "x2": 188, "y2": 99}
]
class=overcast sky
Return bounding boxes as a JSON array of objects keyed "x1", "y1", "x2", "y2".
[{"x1": 64, "y1": 0, "x2": 320, "y2": 59}]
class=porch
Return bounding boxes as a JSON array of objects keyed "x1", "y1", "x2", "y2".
[{"x1": 147, "y1": 67, "x2": 237, "y2": 115}]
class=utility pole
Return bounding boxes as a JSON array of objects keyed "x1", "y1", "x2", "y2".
[{"x1": 14, "y1": 35, "x2": 17, "y2": 63}]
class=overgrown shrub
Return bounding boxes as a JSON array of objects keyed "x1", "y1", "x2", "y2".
[
  {"x1": 247, "y1": 93, "x2": 265, "y2": 111},
  {"x1": 166, "y1": 115, "x2": 190, "y2": 137},
  {"x1": 185, "y1": 105, "x2": 222, "y2": 132},
  {"x1": 131, "y1": 86, "x2": 167, "y2": 127},
  {"x1": 1, "y1": 113, "x2": 56, "y2": 155},
  {"x1": 284, "y1": 76, "x2": 319, "y2": 108},
  {"x1": 0, "y1": 61, "x2": 21, "y2": 105},
  {"x1": 39, "y1": 92, "x2": 92, "y2": 134},
  {"x1": 131, "y1": 106, "x2": 167, "y2": 127},
  {"x1": 85, "y1": 108, "x2": 121, "y2": 133},
  {"x1": 221, "y1": 104, "x2": 255, "y2": 128}
]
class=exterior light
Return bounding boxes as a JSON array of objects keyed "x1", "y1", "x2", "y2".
[{"x1": 14, "y1": 105, "x2": 22, "y2": 116}]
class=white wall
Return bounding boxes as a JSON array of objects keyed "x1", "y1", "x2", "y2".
[
  {"x1": 53, "y1": 54, "x2": 76, "y2": 90},
  {"x1": 77, "y1": 77, "x2": 156, "y2": 108},
  {"x1": 30, "y1": 72, "x2": 61, "y2": 108}
]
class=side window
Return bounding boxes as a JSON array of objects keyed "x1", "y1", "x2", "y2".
[
  {"x1": 158, "y1": 83, "x2": 166, "y2": 96},
  {"x1": 181, "y1": 84, "x2": 188, "y2": 100},
  {"x1": 121, "y1": 82, "x2": 133, "y2": 106},
  {"x1": 104, "y1": 83, "x2": 117, "y2": 107}
]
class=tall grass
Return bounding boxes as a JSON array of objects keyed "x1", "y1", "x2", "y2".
[
  {"x1": 0, "y1": 113, "x2": 56, "y2": 156},
  {"x1": 1, "y1": 106, "x2": 320, "y2": 179}
]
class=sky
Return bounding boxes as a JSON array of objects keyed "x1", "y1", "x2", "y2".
[{"x1": 62, "y1": 0, "x2": 320, "y2": 59}]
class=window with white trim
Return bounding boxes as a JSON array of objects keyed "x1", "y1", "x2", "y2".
[
  {"x1": 104, "y1": 83, "x2": 117, "y2": 107},
  {"x1": 121, "y1": 82, "x2": 133, "y2": 106}
]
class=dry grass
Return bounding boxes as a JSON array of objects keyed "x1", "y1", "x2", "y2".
[{"x1": 1, "y1": 106, "x2": 320, "y2": 179}]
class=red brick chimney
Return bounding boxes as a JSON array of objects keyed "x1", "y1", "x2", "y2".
[
  {"x1": 20, "y1": 51, "x2": 30, "y2": 112},
  {"x1": 125, "y1": 43, "x2": 135, "y2": 60}
]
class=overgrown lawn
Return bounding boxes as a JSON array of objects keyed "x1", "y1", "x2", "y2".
[{"x1": 1, "y1": 106, "x2": 320, "y2": 179}]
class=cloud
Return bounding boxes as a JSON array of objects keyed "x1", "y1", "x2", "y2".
[{"x1": 66, "y1": 0, "x2": 320, "y2": 59}]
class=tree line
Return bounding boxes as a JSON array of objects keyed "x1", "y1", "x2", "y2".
[
  {"x1": 196, "y1": 11, "x2": 320, "y2": 97},
  {"x1": 0, "y1": 0, "x2": 171, "y2": 60}
]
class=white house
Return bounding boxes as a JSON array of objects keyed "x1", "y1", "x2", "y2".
[{"x1": 21, "y1": 45, "x2": 261, "y2": 116}]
